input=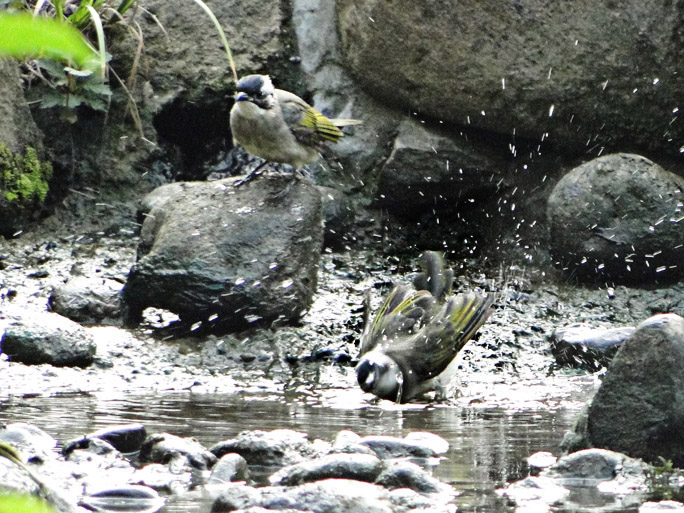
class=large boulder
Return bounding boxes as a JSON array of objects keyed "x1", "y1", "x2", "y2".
[
  {"x1": 122, "y1": 176, "x2": 323, "y2": 332},
  {"x1": 337, "y1": 1, "x2": 684, "y2": 156},
  {"x1": 547, "y1": 153, "x2": 684, "y2": 284},
  {"x1": 373, "y1": 118, "x2": 507, "y2": 214},
  {"x1": 585, "y1": 314, "x2": 684, "y2": 466}
]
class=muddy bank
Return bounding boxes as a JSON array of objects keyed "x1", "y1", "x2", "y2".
[{"x1": 2, "y1": 218, "x2": 680, "y2": 407}]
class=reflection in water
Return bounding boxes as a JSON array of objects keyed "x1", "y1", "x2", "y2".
[{"x1": 0, "y1": 392, "x2": 580, "y2": 512}]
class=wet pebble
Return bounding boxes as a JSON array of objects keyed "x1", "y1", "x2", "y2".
[
  {"x1": 139, "y1": 433, "x2": 217, "y2": 471},
  {"x1": 268, "y1": 453, "x2": 384, "y2": 486},
  {"x1": 211, "y1": 429, "x2": 327, "y2": 468},
  {"x1": 89, "y1": 423, "x2": 147, "y2": 454},
  {"x1": 375, "y1": 460, "x2": 452, "y2": 495},
  {"x1": 550, "y1": 324, "x2": 634, "y2": 370},
  {"x1": 207, "y1": 453, "x2": 249, "y2": 484},
  {"x1": 212, "y1": 478, "x2": 450, "y2": 513},
  {"x1": 357, "y1": 433, "x2": 448, "y2": 459},
  {"x1": 80, "y1": 485, "x2": 165, "y2": 513}
]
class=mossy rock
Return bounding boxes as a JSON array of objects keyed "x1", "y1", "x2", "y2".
[{"x1": 0, "y1": 142, "x2": 53, "y2": 237}]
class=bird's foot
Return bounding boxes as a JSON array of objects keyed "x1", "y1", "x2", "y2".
[{"x1": 233, "y1": 160, "x2": 268, "y2": 188}]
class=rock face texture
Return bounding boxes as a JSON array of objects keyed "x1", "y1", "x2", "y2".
[
  {"x1": 337, "y1": 1, "x2": 684, "y2": 155},
  {"x1": 587, "y1": 314, "x2": 684, "y2": 466}
]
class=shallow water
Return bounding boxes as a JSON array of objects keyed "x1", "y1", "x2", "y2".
[{"x1": 0, "y1": 391, "x2": 583, "y2": 512}]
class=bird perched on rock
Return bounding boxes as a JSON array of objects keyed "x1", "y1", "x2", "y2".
[
  {"x1": 356, "y1": 252, "x2": 494, "y2": 403},
  {"x1": 229, "y1": 74, "x2": 361, "y2": 174}
]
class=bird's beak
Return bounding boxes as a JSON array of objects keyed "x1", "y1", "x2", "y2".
[{"x1": 234, "y1": 92, "x2": 250, "y2": 102}]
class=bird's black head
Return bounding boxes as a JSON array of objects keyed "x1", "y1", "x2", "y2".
[
  {"x1": 235, "y1": 74, "x2": 275, "y2": 109},
  {"x1": 356, "y1": 359, "x2": 377, "y2": 393},
  {"x1": 356, "y1": 352, "x2": 404, "y2": 401}
]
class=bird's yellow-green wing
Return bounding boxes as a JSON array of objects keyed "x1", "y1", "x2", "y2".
[
  {"x1": 384, "y1": 292, "x2": 493, "y2": 381},
  {"x1": 299, "y1": 106, "x2": 344, "y2": 143},
  {"x1": 360, "y1": 285, "x2": 433, "y2": 355},
  {"x1": 277, "y1": 89, "x2": 344, "y2": 144}
]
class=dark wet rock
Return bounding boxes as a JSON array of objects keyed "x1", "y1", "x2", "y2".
[
  {"x1": 87, "y1": 423, "x2": 148, "y2": 454},
  {"x1": 49, "y1": 276, "x2": 124, "y2": 325},
  {"x1": 63, "y1": 436, "x2": 118, "y2": 460},
  {"x1": 375, "y1": 460, "x2": 450, "y2": 495},
  {"x1": 318, "y1": 185, "x2": 358, "y2": 250},
  {"x1": 373, "y1": 118, "x2": 506, "y2": 215},
  {"x1": 0, "y1": 423, "x2": 57, "y2": 463},
  {"x1": 79, "y1": 485, "x2": 165, "y2": 513},
  {"x1": 337, "y1": 3, "x2": 684, "y2": 156},
  {"x1": 123, "y1": 175, "x2": 323, "y2": 332},
  {"x1": 547, "y1": 154, "x2": 684, "y2": 284},
  {"x1": 584, "y1": 314, "x2": 684, "y2": 466},
  {"x1": 139, "y1": 433, "x2": 217, "y2": 471},
  {"x1": 208, "y1": 453, "x2": 249, "y2": 484},
  {"x1": 550, "y1": 324, "x2": 635, "y2": 370},
  {"x1": 502, "y1": 449, "x2": 649, "y2": 511},
  {"x1": 212, "y1": 478, "x2": 449, "y2": 513},
  {"x1": 357, "y1": 433, "x2": 448, "y2": 460},
  {"x1": 545, "y1": 448, "x2": 649, "y2": 481},
  {"x1": 0, "y1": 312, "x2": 96, "y2": 367},
  {"x1": 211, "y1": 429, "x2": 328, "y2": 468},
  {"x1": 269, "y1": 453, "x2": 384, "y2": 486}
]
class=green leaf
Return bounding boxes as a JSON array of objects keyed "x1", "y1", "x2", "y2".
[
  {"x1": 0, "y1": 12, "x2": 101, "y2": 73},
  {"x1": 0, "y1": 493, "x2": 57, "y2": 513}
]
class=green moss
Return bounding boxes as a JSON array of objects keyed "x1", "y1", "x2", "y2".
[{"x1": 0, "y1": 142, "x2": 53, "y2": 204}]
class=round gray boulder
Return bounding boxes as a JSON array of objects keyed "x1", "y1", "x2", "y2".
[{"x1": 547, "y1": 153, "x2": 684, "y2": 284}]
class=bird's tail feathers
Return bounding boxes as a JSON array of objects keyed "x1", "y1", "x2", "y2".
[
  {"x1": 413, "y1": 251, "x2": 454, "y2": 300},
  {"x1": 331, "y1": 118, "x2": 363, "y2": 127}
]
